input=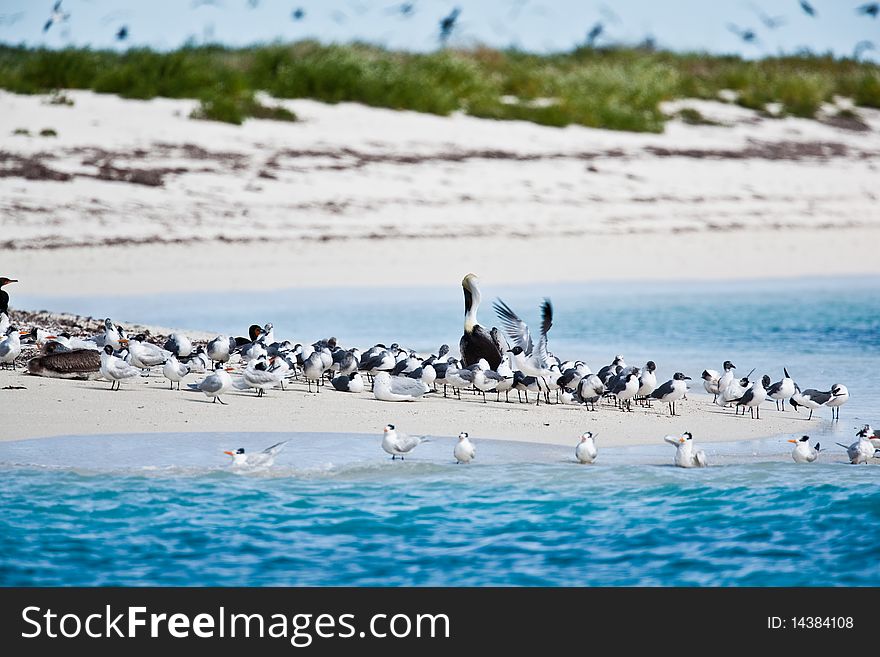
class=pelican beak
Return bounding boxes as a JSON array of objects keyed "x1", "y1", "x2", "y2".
[{"x1": 787, "y1": 439, "x2": 797, "y2": 444}]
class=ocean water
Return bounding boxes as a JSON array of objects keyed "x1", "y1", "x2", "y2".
[
  {"x1": 6, "y1": 276, "x2": 880, "y2": 586},
  {"x1": 0, "y1": 432, "x2": 878, "y2": 587}
]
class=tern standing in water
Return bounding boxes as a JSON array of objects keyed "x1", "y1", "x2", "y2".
[
  {"x1": 837, "y1": 425, "x2": 875, "y2": 464},
  {"x1": 575, "y1": 432, "x2": 598, "y2": 464},
  {"x1": 454, "y1": 431, "x2": 476, "y2": 463},
  {"x1": 381, "y1": 424, "x2": 428, "y2": 459}
]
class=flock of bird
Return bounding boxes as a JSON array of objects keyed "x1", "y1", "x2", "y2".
[
  {"x1": 17, "y1": 1, "x2": 878, "y2": 56},
  {"x1": 2, "y1": 273, "x2": 875, "y2": 468}
]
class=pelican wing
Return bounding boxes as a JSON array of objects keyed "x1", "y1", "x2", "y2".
[{"x1": 492, "y1": 299, "x2": 533, "y2": 354}]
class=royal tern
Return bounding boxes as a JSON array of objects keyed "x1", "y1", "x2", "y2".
[
  {"x1": 650, "y1": 372, "x2": 691, "y2": 416},
  {"x1": 224, "y1": 440, "x2": 289, "y2": 467},
  {"x1": 788, "y1": 435, "x2": 820, "y2": 463},
  {"x1": 381, "y1": 424, "x2": 428, "y2": 459},
  {"x1": 459, "y1": 274, "x2": 504, "y2": 369},
  {"x1": 239, "y1": 357, "x2": 284, "y2": 396},
  {"x1": 0, "y1": 326, "x2": 25, "y2": 369},
  {"x1": 664, "y1": 431, "x2": 708, "y2": 468},
  {"x1": 99, "y1": 344, "x2": 140, "y2": 390},
  {"x1": 373, "y1": 372, "x2": 431, "y2": 401},
  {"x1": 454, "y1": 431, "x2": 476, "y2": 463},
  {"x1": 836, "y1": 425, "x2": 875, "y2": 464},
  {"x1": 575, "y1": 431, "x2": 598, "y2": 464},
  {"x1": 162, "y1": 354, "x2": 189, "y2": 390},
  {"x1": 127, "y1": 334, "x2": 171, "y2": 370},
  {"x1": 189, "y1": 362, "x2": 234, "y2": 404}
]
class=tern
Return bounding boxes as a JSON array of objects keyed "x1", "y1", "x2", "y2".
[
  {"x1": 162, "y1": 354, "x2": 190, "y2": 390},
  {"x1": 188, "y1": 362, "x2": 234, "y2": 404},
  {"x1": 664, "y1": 432, "x2": 708, "y2": 468},
  {"x1": 575, "y1": 431, "x2": 598, "y2": 464},
  {"x1": 373, "y1": 372, "x2": 431, "y2": 401},
  {"x1": 127, "y1": 334, "x2": 171, "y2": 370},
  {"x1": 454, "y1": 431, "x2": 476, "y2": 463},
  {"x1": 239, "y1": 357, "x2": 284, "y2": 397},
  {"x1": 99, "y1": 344, "x2": 140, "y2": 390},
  {"x1": 0, "y1": 326, "x2": 23, "y2": 369},
  {"x1": 836, "y1": 425, "x2": 875, "y2": 464},
  {"x1": 224, "y1": 440, "x2": 289, "y2": 468},
  {"x1": 381, "y1": 424, "x2": 428, "y2": 459},
  {"x1": 788, "y1": 436, "x2": 820, "y2": 463}
]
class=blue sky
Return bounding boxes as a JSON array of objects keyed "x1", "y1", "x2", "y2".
[{"x1": 0, "y1": 0, "x2": 877, "y2": 60}]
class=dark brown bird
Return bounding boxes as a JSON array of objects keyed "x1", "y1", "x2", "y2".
[
  {"x1": 0, "y1": 276, "x2": 16, "y2": 314},
  {"x1": 28, "y1": 344, "x2": 101, "y2": 379}
]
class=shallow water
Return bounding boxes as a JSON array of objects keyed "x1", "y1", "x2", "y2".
[
  {"x1": 8, "y1": 276, "x2": 880, "y2": 586},
  {"x1": 0, "y1": 432, "x2": 878, "y2": 587}
]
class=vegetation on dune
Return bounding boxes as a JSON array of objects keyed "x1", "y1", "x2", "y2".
[{"x1": 0, "y1": 42, "x2": 878, "y2": 132}]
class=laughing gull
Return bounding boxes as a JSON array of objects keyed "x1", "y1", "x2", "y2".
[
  {"x1": 224, "y1": 440, "x2": 289, "y2": 468},
  {"x1": 381, "y1": 424, "x2": 428, "y2": 459},
  {"x1": 206, "y1": 335, "x2": 236, "y2": 365},
  {"x1": 473, "y1": 365, "x2": 503, "y2": 403},
  {"x1": 495, "y1": 297, "x2": 555, "y2": 404},
  {"x1": 460, "y1": 274, "x2": 504, "y2": 369},
  {"x1": 825, "y1": 384, "x2": 849, "y2": 420},
  {"x1": 597, "y1": 355, "x2": 626, "y2": 385},
  {"x1": 637, "y1": 361, "x2": 658, "y2": 404},
  {"x1": 454, "y1": 431, "x2": 476, "y2": 463},
  {"x1": 302, "y1": 351, "x2": 326, "y2": 392},
  {"x1": 611, "y1": 370, "x2": 640, "y2": 411},
  {"x1": 767, "y1": 368, "x2": 795, "y2": 411},
  {"x1": 99, "y1": 344, "x2": 140, "y2": 390},
  {"x1": 331, "y1": 371, "x2": 365, "y2": 393},
  {"x1": 650, "y1": 372, "x2": 691, "y2": 415},
  {"x1": 790, "y1": 385, "x2": 831, "y2": 420},
  {"x1": 576, "y1": 373, "x2": 604, "y2": 411},
  {"x1": 788, "y1": 435, "x2": 820, "y2": 463},
  {"x1": 239, "y1": 357, "x2": 284, "y2": 397},
  {"x1": 664, "y1": 431, "x2": 708, "y2": 468},
  {"x1": 575, "y1": 431, "x2": 598, "y2": 464},
  {"x1": 163, "y1": 333, "x2": 193, "y2": 358},
  {"x1": 734, "y1": 376, "x2": 767, "y2": 419}
]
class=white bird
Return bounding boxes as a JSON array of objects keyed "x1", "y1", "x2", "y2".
[
  {"x1": 162, "y1": 354, "x2": 189, "y2": 390},
  {"x1": 734, "y1": 376, "x2": 767, "y2": 419},
  {"x1": 610, "y1": 370, "x2": 640, "y2": 411},
  {"x1": 650, "y1": 372, "x2": 691, "y2": 416},
  {"x1": 789, "y1": 385, "x2": 831, "y2": 420},
  {"x1": 715, "y1": 360, "x2": 737, "y2": 398},
  {"x1": 188, "y1": 362, "x2": 234, "y2": 404},
  {"x1": 373, "y1": 372, "x2": 431, "y2": 401},
  {"x1": 494, "y1": 298, "x2": 554, "y2": 390},
  {"x1": 717, "y1": 372, "x2": 752, "y2": 409},
  {"x1": 99, "y1": 344, "x2": 141, "y2": 390},
  {"x1": 576, "y1": 373, "x2": 604, "y2": 411},
  {"x1": 97, "y1": 318, "x2": 126, "y2": 351},
  {"x1": 0, "y1": 326, "x2": 23, "y2": 369},
  {"x1": 836, "y1": 425, "x2": 875, "y2": 465},
  {"x1": 301, "y1": 351, "x2": 326, "y2": 392},
  {"x1": 381, "y1": 424, "x2": 428, "y2": 459},
  {"x1": 788, "y1": 435, "x2": 820, "y2": 464},
  {"x1": 182, "y1": 346, "x2": 211, "y2": 374},
  {"x1": 163, "y1": 333, "x2": 193, "y2": 358},
  {"x1": 636, "y1": 361, "x2": 658, "y2": 404},
  {"x1": 44, "y1": 331, "x2": 99, "y2": 351},
  {"x1": 331, "y1": 371, "x2": 365, "y2": 393},
  {"x1": 454, "y1": 431, "x2": 476, "y2": 463},
  {"x1": 239, "y1": 357, "x2": 284, "y2": 397},
  {"x1": 127, "y1": 334, "x2": 171, "y2": 369},
  {"x1": 224, "y1": 440, "x2": 289, "y2": 468},
  {"x1": 703, "y1": 360, "x2": 735, "y2": 402},
  {"x1": 43, "y1": 1, "x2": 69, "y2": 33},
  {"x1": 766, "y1": 367, "x2": 795, "y2": 411},
  {"x1": 664, "y1": 432, "x2": 708, "y2": 468},
  {"x1": 825, "y1": 384, "x2": 849, "y2": 420},
  {"x1": 473, "y1": 366, "x2": 503, "y2": 403},
  {"x1": 206, "y1": 335, "x2": 236, "y2": 365},
  {"x1": 575, "y1": 431, "x2": 598, "y2": 464}
]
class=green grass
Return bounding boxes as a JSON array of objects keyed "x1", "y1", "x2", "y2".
[{"x1": 0, "y1": 42, "x2": 878, "y2": 132}]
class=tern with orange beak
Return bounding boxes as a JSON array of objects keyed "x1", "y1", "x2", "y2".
[
  {"x1": 788, "y1": 436, "x2": 820, "y2": 463},
  {"x1": 224, "y1": 440, "x2": 289, "y2": 467},
  {"x1": 99, "y1": 344, "x2": 140, "y2": 390},
  {"x1": 0, "y1": 325, "x2": 24, "y2": 369},
  {"x1": 664, "y1": 431, "x2": 707, "y2": 468},
  {"x1": 575, "y1": 431, "x2": 598, "y2": 464},
  {"x1": 381, "y1": 424, "x2": 428, "y2": 459}
]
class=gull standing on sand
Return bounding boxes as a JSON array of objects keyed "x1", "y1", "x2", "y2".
[
  {"x1": 789, "y1": 385, "x2": 831, "y2": 420},
  {"x1": 825, "y1": 384, "x2": 849, "y2": 420},
  {"x1": 454, "y1": 431, "x2": 476, "y2": 463},
  {"x1": 611, "y1": 370, "x2": 641, "y2": 412},
  {"x1": 706, "y1": 360, "x2": 736, "y2": 402},
  {"x1": 0, "y1": 326, "x2": 23, "y2": 369},
  {"x1": 207, "y1": 335, "x2": 236, "y2": 365},
  {"x1": 381, "y1": 424, "x2": 428, "y2": 459},
  {"x1": 836, "y1": 425, "x2": 875, "y2": 464},
  {"x1": 459, "y1": 274, "x2": 504, "y2": 369},
  {"x1": 575, "y1": 431, "x2": 598, "y2": 464},
  {"x1": 224, "y1": 440, "x2": 289, "y2": 468},
  {"x1": 664, "y1": 432, "x2": 708, "y2": 468},
  {"x1": 788, "y1": 436, "x2": 820, "y2": 464},
  {"x1": 99, "y1": 344, "x2": 141, "y2": 390},
  {"x1": 127, "y1": 334, "x2": 171, "y2": 370},
  {"x1": 766, "y1": 368, "x2": 795, "y2": 411},
  {"x1": 162, "y1": 354, "x2": 190, "y2": 390},
  {"x1": 650, "y1": 372, "x2": 691, "y2": 416},
  {"x1": 597, "y1": 355, "x2": 626, "y2": 385},
  {"x1": 734, "y1": 376, "x2": 767, "y2": 419},
  {"x1": 373, "y1": 371, "x2": 431, "y2": 401},
  {"x1": 189, "y1": 362, "x2": 234, "y2": 404},
  {"x1": 636, "y1": 361, "x2": 658, "y2": 404}
]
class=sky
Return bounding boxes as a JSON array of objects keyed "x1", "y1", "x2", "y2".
[{"x1": 0, "y1": 0, "x2": 877, "y2": 60}]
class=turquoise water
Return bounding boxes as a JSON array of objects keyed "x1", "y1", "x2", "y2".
[
  {"x1": 1, "y1": 432, "x2": 878, "y2": 587},
  {"x1": 6, "y1": 276, "x2": 880, "y2": 586}
]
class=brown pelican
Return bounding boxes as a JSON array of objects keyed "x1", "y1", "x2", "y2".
[
  {"x1": 27, "y1": 343, "x2": 101, "y2": 379},
  {"x1": 0, "y1": 276, "x2": 16, "y2": 314},
  {"x1": 459, "y1": 274, "x2": 503, "y2": 369}
]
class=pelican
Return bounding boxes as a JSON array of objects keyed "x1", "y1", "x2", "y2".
[
  {"x1": 788, "y1": 436, "x2": 820, "y2": 463},
  {"x1": 381, "y1": 424, "x2": 428, "y2": 459},
  {"x1": 224, "y1": 440, "x2": 289, "y2": 468},
  {"x1": 575, "y1": 432, "x2": 598, "y2": 464},
  {"x1": 459, "y1": 274, "x2": 504, "y2": 369},
  {"x1": 454, "y1": 431, "x2": 476, "y2": 463},
  {"x1": 27, "y1": 344, "x2": 101, "y2": 378},
  {"x1": 664, "y1": 432, "x2": 708, "y2": 468}
]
